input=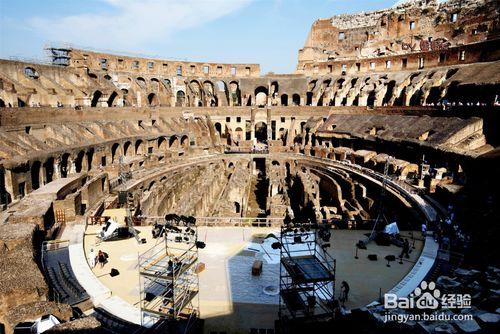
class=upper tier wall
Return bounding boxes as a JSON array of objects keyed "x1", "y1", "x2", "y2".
[
  {"x1": 64, "y1": 49, "x2": 261, "y2": 78},
  {"x1": 1, "y1": 57, "x2": 499, "y2": 111},
  {"x1": 297, "y1": 0, "x2": 500, "y2": 74}
]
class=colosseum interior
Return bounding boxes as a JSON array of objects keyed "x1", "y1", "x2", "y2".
[{"x1": 0, "y1": 0, "x2": 499, "y2": 333}]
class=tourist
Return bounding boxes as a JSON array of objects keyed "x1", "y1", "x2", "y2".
[
  {"x1": 400, "y1": 239, "x2": 410, "y2": 259},
  {"x1": 98, "y1": 250, "x2": 107, "y2": 268},
  {"x1": 421, "y1": 223, "x2": 427, "y2": 238},
  {"x1": 339, "y1": 281, "x2": 350, "y2": 306},
  {"x1": 88, "y1": 248, "x2": 96, "y2": 268}
]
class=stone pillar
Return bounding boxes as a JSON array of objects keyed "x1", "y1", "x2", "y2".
[
  {"x1": 39, "y1": 167, "x2": 46, "y2": 185},
  {"x1": 53, "y1": 159, "x2": 61, "y2": 179},
  {"x1": 68, "y1": 159, "x2": 76, "y2": 175},
  {"x1": 82, "y1": 156, "x2": 89, "y2": 172},
  {"x1": 250, "y1": 108, "x2": 256, "y2": 141},
  {"x1": 266, "y1": 108, "x2": 272, "y2": 142}
]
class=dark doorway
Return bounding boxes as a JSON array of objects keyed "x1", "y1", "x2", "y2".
[{"x1": 255, "y1": 122, "x2": 268, "y2": 143}]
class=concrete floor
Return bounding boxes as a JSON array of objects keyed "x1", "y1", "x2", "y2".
[{"x1": 84, "y1": 226, "x2": 423, "y2": 333}]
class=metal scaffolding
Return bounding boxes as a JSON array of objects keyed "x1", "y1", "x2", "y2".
[
  {"x1": 45, "y1": 47, "x2": 71, "y2": 66},
  {"x1": 278, "y1": 223, "x2": 336, "y2": 325},
  {"x1": 139, "y1": 221, "x2": 200, "y2": 331}
]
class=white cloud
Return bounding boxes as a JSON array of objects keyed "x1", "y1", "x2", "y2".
[{"x1": 28, "y1": 0, "x2": 253, "y2": 51}]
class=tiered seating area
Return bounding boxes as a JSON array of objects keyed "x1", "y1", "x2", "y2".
[{"x1": 42, "y1": 245, "x2": 89, "y2": 306}]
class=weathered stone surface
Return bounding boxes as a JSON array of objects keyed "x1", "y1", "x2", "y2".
[{"x1": 45, "y1": 316, "x2": 102, "y2": 333}]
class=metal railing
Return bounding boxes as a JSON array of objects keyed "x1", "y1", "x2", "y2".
[
  {"x1": 138, "y1": 216, "x2": 284, "y2": 227},
  {"x1": 224, "y1": 147, "x2": 269, "y2": 154}
]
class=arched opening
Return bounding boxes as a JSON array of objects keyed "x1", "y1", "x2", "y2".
[
  {"x1": 91, "y1": 90, "x2": 102, "y2": 107},
  {"x1": 18, "y1": 98, "x2": 26, "y2": 107},
  {"x1": 31, "y1": 161, "x2": 41, "y2": 190},
  {"x1": 111, "y1": 143, "x2": 120, "y2": 163},
  {"x1": 190, "y1": 80, "x2": 203, "y2": 106},
  {"x1": 121, "y1": 89, "x2": 132, "y2": 106},
  {"x1": 255, "y1": 122, "x2": 268, "y2": 143},
  {"x1": 234, "y1": 127, "x2": 244, "y2": 142},
  {"x1": 442, "y1": 81, "x2": 460, "y2": 103},
  {"x1": 215, "y1": 81, "x2": 227, "y2": 106},
  {"x1": 382, "y1": 80, "x2": 396, "y2": 105},
  {"x1": 254, "y1": 86, "x2": 268, "y2": 107},
  {"x1": 426, "y1": 87, "x2": 442, "y2": 105},
  {"x1": 270, "y1": 81, "x2": 279, "y2": 103},
  {"x1": 0, "y1": 99, "x2": 5, "y2": 108},
  {"x1": 150, "y1": 78, "x2": 160, "y2": 91},
  {"x1": 107, "y1": 91, "x2": 118, "y2": 107},
  {"x1": 75, "y1": 151, "x2": 84, "y2": 173},
  {"x1": 24, "y1": 67, "x2": 39, "y2": 79},
  {"x1": 176, "y1": 91, "x2": 186, "y2": 107},
  {"x1": 86, "y1": 149, "x2": 94, "y2": 171},
  {"x1": 135, "y1": 140, "x2": 144, "y2": 155},
  {"x1": 353, "y1": 94, "x2": 360, "y2": 106},
  {"x1": 136, "y1": 77, "x2": 146, "y2": 89},
  {"x1": 292, "y1": 94, "x2": 301, "y2": 106},
  {"x1": 395, "y1": 87, "x2": 406, "y2": 106},
  {"x1": 337, "y1": 78, "x2": 346, "y2": 89},
  {"x1": 229, "y1": 81, "x2": 241, "y2": 106},
  {"x1": 271, "y1": 81, "x2": 279, "y2": 94},
  {"x1": 123, "y1": 141, "x2": 132, "y2": 157},
  {"x1": 181, "y1": 136, "x2": 189, "y2": 149},
  {"x1": 169, "y1": 136, "x2": 179, "y2": 148},
  {"x1": 158, "y1": 137, "x2": 167, "y2": 151},
  {"x1": 306, "y1": 92, "x2": 313, "y2": 106},
  {"x1": 281, "y1": 94, "x2": 288, "y2": 106},
  {"x1": 61, "y1": 153, "x2": 70, "y2": 178},
  {"x1": 367, "y1": 90, "x2": 376, "y2": 107},
  {"x1": 410, "y1": 89, "x2": 424, "y2": 106},
  {"x1": 317, "y1": 93, "x2": 324, "y2": 106},
  {"x1": 234, "y1": 202, "x2": 241, "y2": 214},
  {"x1": 43, "y1": 158, "x2": 55, "y2": 183},
  {"x1": 148, "y1": 93, "x2": 159, "y2": 107},
  {"x1": 203, "y1": 81, "x2": 216, "y2": 106},
  {"x1": 214, "y1": 122, "x2": 222, "y2": 136},
  {"x1": 161, "y1": 78, "x2": 171, "y2": 89}
]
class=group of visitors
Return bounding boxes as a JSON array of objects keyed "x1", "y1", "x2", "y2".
[
  {"x1": 425, "y1": 204, "x2": 469, "y2": 254},
  {"x1": 88, "y1": 248, "x2": 109, "y2": 268}
]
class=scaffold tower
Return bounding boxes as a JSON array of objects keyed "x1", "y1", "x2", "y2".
[
  {"x1": 139, "y1": 218, "x2": 200, "y2": 332},
  {"x1": 278, "y1": 223, "x2": 336, "y2": 327}
]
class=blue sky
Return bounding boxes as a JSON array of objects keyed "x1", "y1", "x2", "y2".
[{"x1": 0, "y1": 0, "x2": 397, "y2": 73}]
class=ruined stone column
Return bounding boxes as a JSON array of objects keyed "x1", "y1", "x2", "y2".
[
  {"x1": 266, "y1": 108, "x2": 272, "y2": 142},
  {"x1": 39, "y1": 166, "x2": 45, "y2": 186},
  {"x1": 250, "y1": 108, "x2": 255, "y2": 140},
  {"x1": 68, "y1": 159, "x2": 76, "y2": 175},
  {"x1": 53, "y1": 159, "x2": 61, "y2": 179}
]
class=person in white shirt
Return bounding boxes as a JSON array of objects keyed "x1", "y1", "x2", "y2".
[{"x1": 88, "y1": 248, "x2": 96, "y2": 268}]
